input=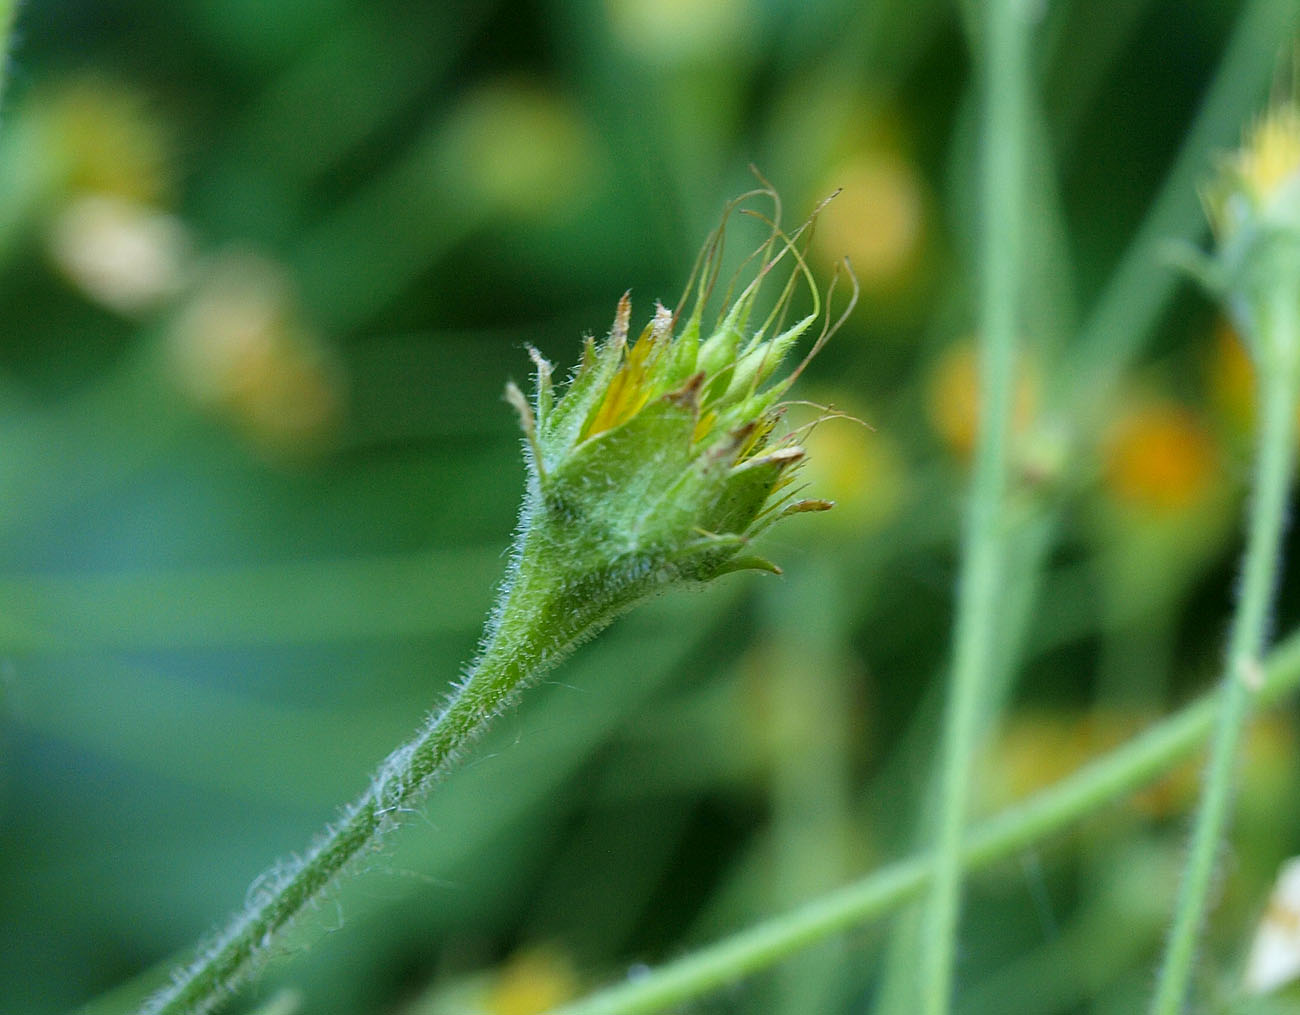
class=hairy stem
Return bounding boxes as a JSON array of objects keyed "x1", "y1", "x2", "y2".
[
  {"x1": 917, "y1": 0, "x2": 1029, "y2": 1009},
  {"x1": 547, "y1": 625, "x2": 1300, "y2": 1015},
  {"x1": 140, "y1": 552, "x2": 581, "y2": 1015},
  {"x1": 1150, "y1": 256, "x2": 1300, "y2": 1013}
]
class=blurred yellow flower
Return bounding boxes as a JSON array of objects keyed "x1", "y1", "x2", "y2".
[
  {"x1": 486, "y1": 946, "x2": 579, "y2": 1015},
  {"x1": 925, "y1": 339, "x2": 1038, "y2": 461},
  {"x1": 603, "y1": 0, "x2": 749, "y2": 63},
  {"x1": 167, "y1": 251, "x2": 344, "y2": 455},
  {"x1": 980, "y1": 709, "x2": 1196, "y2": 819},
  {"x1": 814, "y1": 150, "x2": 925, "y2": 294},
  {"x1": 792, "y1": 394, "x2": 906, "y2": 533},
  {"x1": 1207, "y1": 316, "x2": 1300, "y2": 443},
  {"x1": 442, "y1": 80, "x2": 595, "y2": 220},
  {"x1": 1238, "y1": 102, "x2": 1300, "y2": 202},
  {"x1": 33, "y1": 72, "x2": 175, "y2": 207},
  {"x1": 983, "y1": 709, "x2": 1294, "y2": 823},
  {"x1": 1207, "y1": 316, "x2": 1256, "y2": 435},
  {"x1": 1206, "y1": 100, "x2": 1300, "y2": 240}
]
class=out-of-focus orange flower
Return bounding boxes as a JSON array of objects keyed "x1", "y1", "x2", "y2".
[
  {"x1": 1089, "y1": 389, "x2": 1237, "y2": 618},
  {"x1": 1102, "y1": 401, "x2": 1219, "y2": 515},
  {"x1": 925, "y1": 339, "x2": 1038, "y2": 461},
  {"x1": 981, "y1": 709, "x2": 1189, "y2": 817}
]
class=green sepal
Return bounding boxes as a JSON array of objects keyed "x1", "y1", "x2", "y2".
[
  {"x1": 527, "y1": 345, "x2": 554, "y2": 425},
  {"x1": 540, "y1": 296, "x2": 630, "y2": 460},
  {"x1": 661, "y1": 311, "x2": 701, "y2": 389},
  {"x1": 540, "y1": 389, "x2": 700, "y2": 545},
  {"x1": 710, "y1": 554, "x2": 783, "y2": 576},
  {"x1": 700, "y1": 448, "x2": 803, "y2": 537},
  {"x1": 724, "y1": 311, "x2": 817, "y2": 400},
  {"x1": 696, "y1": 295, "x2": 749, "y2": 377}
]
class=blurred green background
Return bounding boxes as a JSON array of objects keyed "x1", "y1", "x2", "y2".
[{"x1": 4, "y1": 0, "x2": 1300, "y2": 1013}]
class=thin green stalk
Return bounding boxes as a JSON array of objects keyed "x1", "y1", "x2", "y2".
[
  {"x1": 1150, "y1": 258, "x2": 1300, "y2": 1013},
  {"x1": 917, "y1": 0, "x2": 1028, "y2": 1009},
  {"x1": 0, "y1": 0, "x2": 16, "y2": 110},
  {"x1": 547, "y1": 626, "x2": 1300, "y2": 1015}
]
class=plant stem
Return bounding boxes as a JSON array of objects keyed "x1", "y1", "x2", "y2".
[
  {"x1": 917, "y1": 0, "x2": 1028, "y2": 1010},
  {"x1": 0, "y1": 0, "x2": 16, "y2": 109},
  {"x1": 874, "y1": 6, "x2": 1289, "y2": 1010},
  {"x1": 547, "y1": 626, "x2": 1300, "y2": 1015},
  {"x1": 1149, "y1": 258, "x2": 1300, "y2": 1014},
  {"x1": 139, "y1": 555, "x2": 574, "y2": 1015}
]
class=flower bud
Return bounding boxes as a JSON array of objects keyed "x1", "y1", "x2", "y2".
[
  {"x1": 504, "y1": 194, "x2": 854, "y2": 602},
  {"x1": 1202, "y1": 100, "x2": 1300, "y2": 369}
]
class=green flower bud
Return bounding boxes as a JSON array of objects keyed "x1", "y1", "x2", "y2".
[
  {"x1": 1201, "y1": 101, "x2": 1300, "y2": 372},
  {"x1": 487, "y1": 193, "x2": 855, "y2": 681}
]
